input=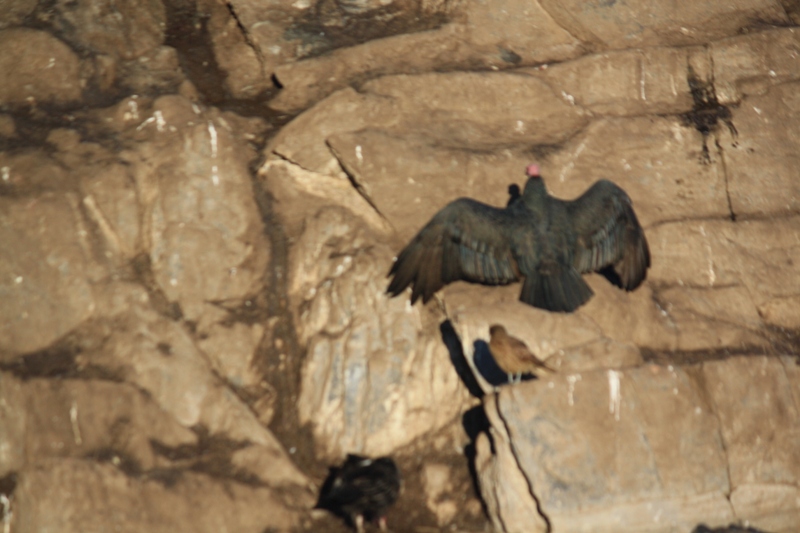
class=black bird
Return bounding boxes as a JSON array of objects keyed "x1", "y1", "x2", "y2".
[
  {"x1": 316, "y1": 454, "x2": 401, "y2": 533},
  {"x1": 387, "y1": 164, "x2": 650, "y2": 312}
]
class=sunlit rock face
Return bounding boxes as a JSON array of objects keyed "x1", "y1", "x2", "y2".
[{"x1": 2, "y1": 0, "x2": 800, "y2": 531}]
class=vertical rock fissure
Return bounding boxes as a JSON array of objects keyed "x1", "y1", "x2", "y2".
[
  {"x1": 249, "y1": 164, "x2": 310, "y2": 461},
  {"x1": 695, "y1": 367, "x2": 736, "y2": 512},
  {"x1": 715, "y1": 133, "x2": 737, "y2": 222},
  {"x1": 327, "y1": 141, "x2": 390, "y2": 223},
  {"x1": 494, "y1": 394, "x2": 553, "y2": 533},
  {"x1": 225, "y1": 1, "x2": 266, "y2": 74}
]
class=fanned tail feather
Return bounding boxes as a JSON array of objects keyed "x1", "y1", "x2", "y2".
[
  {"x1": 520, "y1": 264, "x2": 594, "y2": 312},
  {"x1": 617, "y1": 228, "x2": 651, "y2": 291}
]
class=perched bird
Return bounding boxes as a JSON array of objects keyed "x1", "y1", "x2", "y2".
[
  {"x1": 489, "y1": 324, "x2": 554, "y2": 383},
  {"x1": 316, "y1": 454, "x2": 401, "y2": 533},
  {"x1": 387, "y1": 164, "x2": 650, "y2": 312}
]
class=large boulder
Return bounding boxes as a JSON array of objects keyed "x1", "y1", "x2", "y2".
[{"x1": 475, "y1": 356, "x2": 800, "y2": 533}]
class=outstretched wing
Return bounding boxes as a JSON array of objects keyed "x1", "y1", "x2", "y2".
[
  {"x1": 387, "y1": 198, "x2": 521, "y2": 304},
  {"x1": 566, "y1": 179, "x2": 650, "y2": 290}
]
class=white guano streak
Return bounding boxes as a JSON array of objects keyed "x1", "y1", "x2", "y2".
[
  {"x1": 608, "y1": 370, "x2": 622, "y2": 421},
  {"x1": 208, "y1": 121, "x2": 219, "y2": 186}
]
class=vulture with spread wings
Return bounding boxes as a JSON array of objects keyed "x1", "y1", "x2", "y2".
[{"x1": 386, "y1": 164, "x2": 650, "y2": 312}]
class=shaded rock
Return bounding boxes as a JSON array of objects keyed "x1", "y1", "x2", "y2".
[
  {"x1": 0, "y1": 195, "x2": 95, "y2": 355},
  {"x1": 421, "y1": 462, "x2": 459, "y2": 525},
  {"x1": 0, "y1": 375, "x2": 196, "y2": 475},
  {"x1": 80, "y1": 281, "x2": 310, "y2": 490},
  {"x1": 196, "y1": 316, "x2": 265, "y2": 389},
  {"x1": 269, "y1": 26, "x2": 474, "y2": 113},
  {"x1": 0, "y1": 373, "x2": 25, "y2": 474},
  {"x1": 267, "y1": 0, "x2": 791, "y2": 113},
  {"x1": 0, "y1": 28, "x2": 83, "y2": 106},
  {"x1": 50, "y1": 0, "x2": 166, "y2": 61},
  {"x1": 222, "y1": 0, "x2": 316, "y2": 95},
  {"x1": 0, "y1": 0, "x2": 37, "y2": 27},
  {"x1": 0, "y1": 114, "x2": 14, "y2": 136},
  {"x1": 12, "y1": 458, "x2": 305, "y2": 533},
  {"x1": 119, "y1": 45, "x2": 185, "y2": 94},
  {"x1": 269, "y1": 0, "x2": 583, "y2": 114},
  {"x1": 203, "y1": 0, "x2": 265, "y2": 99},
  {"x1": 0, "y1": 150, "x2": 71, "y2": 196}
]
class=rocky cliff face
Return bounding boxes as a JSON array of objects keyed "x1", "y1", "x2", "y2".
[{"x1": 0, "y1": 0, "x2": 798, "y2": 532}]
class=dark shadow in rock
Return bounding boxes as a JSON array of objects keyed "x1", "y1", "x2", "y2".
[
  {"x1": 85, "y1": 448, "x2": 144, "y2": 477},
  {"x1": 149, "y1": 426, "x2": 264, "y2": 487},
  {"x1": 473, "y1": 339, "x2": 508, "y2": 387},
  {"x1": 692, "y1": 524, "x2": 772, "y2": 533},
  {"x1": 439, "y1": 320, "x2": 484, "y2": 398},
  {"x1": 473, "y1": 339, "x2": 536, "y2": 387},
  {"x1": 0, "y1": 336, "x2": 123, "y2": 382},
  {"x1": 462, "y1": 405, "x2": 491, "y2": 518},
  {"x1": 0, "y1": 472, "x2": 17, "y2": 499},
  {"x1": 0, "y1": 472, "x2": 15, "y2": 523}
]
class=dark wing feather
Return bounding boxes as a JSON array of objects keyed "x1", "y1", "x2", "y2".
[
  {"x1": 388, "y1": 198, "x2": 520, "y2": 303},
  {"x1": 318, "y1": 456, "x2": 400, "y2": 518},
  {"x1": 566, "y1": 180, "x2": 650, "y2": 290}
]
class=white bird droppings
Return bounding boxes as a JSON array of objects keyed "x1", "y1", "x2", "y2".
[{"x1": 608, "y1": 370, "x2": 622, "y2": 421}]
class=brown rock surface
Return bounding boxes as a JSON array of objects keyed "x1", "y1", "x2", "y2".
[
  {"x1": 0, "y1": 195, "x2": 95, "y2": 355},
  {"x1": 49, "y1": 0, "x2": 166, "y2": 61},
  {"x1": 2, "y1": 2, "x2": 800, "y2": 532},
  {"x1": 0, "y1": 29, "x2": 83, "y2": 105},
  {"x1": 538, "y1": 0, "x2": 788, "y2": 49},
  {"x1": 13, "y1": 459, "x2": 304, "y2": 533},
  {"x1": 263, "y1": 161, "x2": 473, "y2": 459},
  {"x1": 476, "y1": 357, "x2": 800, "y2": 532}
]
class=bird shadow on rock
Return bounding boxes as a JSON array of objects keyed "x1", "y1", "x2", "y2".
[
  {"x1": 439, "y1": 320, "x2": 484, "y2": 398},
  {"x1": 474, "y1": 339, "x2": 537, "y2": 387}
]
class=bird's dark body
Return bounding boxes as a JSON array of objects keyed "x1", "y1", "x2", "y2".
[
  {"x1": 387, "y1": 169, "x2": 650, "y2": 312},
  {"x1": 316, "y1": 454, "x2": 401, "y2": 532}
]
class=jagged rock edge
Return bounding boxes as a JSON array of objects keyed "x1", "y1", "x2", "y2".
[{"x1": 492, "y1": 391, "x2": 553, "y2": 532}]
